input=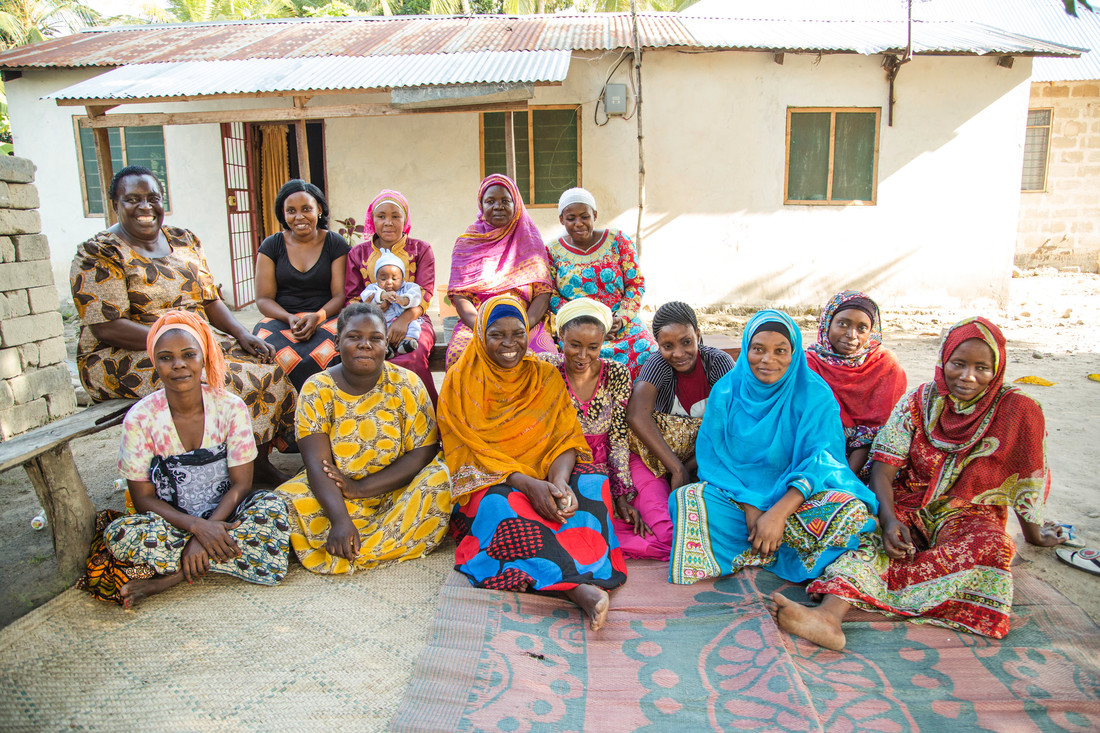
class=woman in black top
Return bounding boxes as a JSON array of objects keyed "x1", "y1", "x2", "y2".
[{"x1": 252, "y1": 179, "x2": 350, "y2": 390}]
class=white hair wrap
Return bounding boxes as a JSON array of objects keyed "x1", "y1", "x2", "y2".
[{"x1": 557, "y1": 187, "x2": 598, "y2": 215}]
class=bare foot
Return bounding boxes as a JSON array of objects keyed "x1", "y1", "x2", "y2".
[
  {"x1": 771, "y1": 592, "x2": 846, "y2": 651},
  {"x1": 565, "y1": 584, "x2": 611, "y2": 631},
  {"x1": 119, "y1": 571, "x2": 185, "y2": 609},
  {"x1": 253, "y1": 452, "x2": 290, "y2": 488}
]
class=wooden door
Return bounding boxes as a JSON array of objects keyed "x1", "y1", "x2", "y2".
[{"x1": 220, "y1": 122, "x2": 261, "y2": 307}]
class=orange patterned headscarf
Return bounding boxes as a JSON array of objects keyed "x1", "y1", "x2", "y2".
[
  {"x1": 437, "y1": 294, "x2": 591, "y2": 500},
  {"x1": 146, "y1": 309, "x2": 226, "y2": 391}
]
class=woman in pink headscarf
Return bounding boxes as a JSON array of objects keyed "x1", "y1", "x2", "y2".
[
  {"x1": 445, "y1": 174, "x2": 556, "y2": 369},
  {"x1": 345, "y1": 189, "x2": 438, "y2": 404}
]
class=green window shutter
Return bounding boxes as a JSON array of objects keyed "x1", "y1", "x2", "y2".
[
  {"x1": 531, "y1": 108, "x2": 578, "y2": 205},
  {"x1": 787, "y1": 112, "x2": 830, "y2": 201},
  {"x1": 482, "y1": 111, "x2": 531, "y2": 203},
  {"x1": 831, "y1": 112, "x2": 876, "y2": 202},
  {"x1": 78, "y1": 126, "x2": 124, "y2": 216}
]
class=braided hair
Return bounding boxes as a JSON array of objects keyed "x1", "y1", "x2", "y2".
[{"x1": 651, "y1": 301, "x2": 700, "y2": 341}]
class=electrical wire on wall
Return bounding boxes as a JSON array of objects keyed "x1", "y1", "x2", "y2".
[{"x1": 594, "y1": 48, "x2": 638, "y2": 127}]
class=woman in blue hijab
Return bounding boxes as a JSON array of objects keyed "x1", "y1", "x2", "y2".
[{"x1": 668, "y1": 309, "x2": 878, "y2": 585}]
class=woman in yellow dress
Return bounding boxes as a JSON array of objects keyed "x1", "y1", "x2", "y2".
[{"x1": 276, "y1": 301, "x2": 452, "y2": 574}]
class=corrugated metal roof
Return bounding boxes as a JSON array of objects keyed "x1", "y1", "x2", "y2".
[
  {"x1": 45, "y1": 50, "x2": 571, "y2": 100},
  {"x1": 685, "y1": 0, "x2": 1100, "y2": 81},
  {"x1": 0, "y1": 12, "x2": 1081, "y2": 72}
]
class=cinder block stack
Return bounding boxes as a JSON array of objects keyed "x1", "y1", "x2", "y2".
[{"x1": 0, "y1": 156, "x2": 75, "y2": 440}]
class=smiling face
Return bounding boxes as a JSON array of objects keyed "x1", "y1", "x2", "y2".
[
  {"x1": 153, "y1": 329, "x2": 204, "y2": 394},
  {"x1": 827, "y1": 307, "x2": 873, "y2": 356},
  {"x1": 746, "y1": 330, "x2": 793, "y2": 385},
  {"x1": 113, "y1": 174, "x2": 164, "y2": 241},
  {"x1": 283, "y1": 191, "x2": 319, "y2": 238},
  {"x1": 373, "y1": 201, "x2": 406, "y2": 245},
  {"x1": 376, "y1": 264, "x2": 404, "y2": 293},
  {"x1": 942, "y1": 337, "x2": 996, "y2": 401},
  {"x1": 560, "y1": 321, "x2": 605, "y2": 377},
  {"x1": 484, "y1": 316, "x2": 527, "y2": 370},
  {"x1": 656, "y1": 322, "x2": 700, "y2": 374},
  {"x1": 337, "y1": 312, "x2": 388, "y2": 378},
  {"x1": 480, "y1": 184, "x2": 515, "y2": 229},
  {"x1": 559, "y1": 203, "x2": 597, "y2": 247}
]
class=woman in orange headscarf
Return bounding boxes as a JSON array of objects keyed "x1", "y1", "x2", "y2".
[
  {"x1": 77, "y1": 310, "x2": 290, "y2": 608},
  {"x1": 437, "y1": 294, "x2": 627, "y2": 631}
]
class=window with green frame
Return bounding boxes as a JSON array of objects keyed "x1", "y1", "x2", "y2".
[
  {"x1": 481, "y1": 107, "x2": 580, "y2": 206},
  {"x1": 785, "y1": 108, "x2": 879, "y2": 204},
  {"x1": 75, "y1": 122, "x2": 170, "y2": 216}
]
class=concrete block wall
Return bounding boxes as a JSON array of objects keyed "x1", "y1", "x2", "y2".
[
  {"x1": 0, "y1": 156, "x2": 75, "y2": 440},
  {"x1": 1017, "y1": 81, "x2": 1100, "y2": 272}
]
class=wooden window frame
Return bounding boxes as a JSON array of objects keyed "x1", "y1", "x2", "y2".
[
  {"x1": 784, "y1": 106, "x2": 880, "y2": 206},
  {"x1": 73, "y1": 116, "x2": 172, "y2": 218},
  {"x1": 479, "y1": 104, "x2": 582, "y2": 209},
  {"x1": 1022, "y1": 107, "x2": 1053, "y2": 194}
]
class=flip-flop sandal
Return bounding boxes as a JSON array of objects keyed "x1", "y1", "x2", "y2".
[
  {"x1": 1056, "y1": 523, "x2": 1086, "y2": 548},
  {"x1": 1055, "y1": 547, "x2": 1100, "y2": 576}
]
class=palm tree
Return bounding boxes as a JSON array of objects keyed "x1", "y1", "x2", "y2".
[{"x1": 0, "y1": 0, "x2": 99, "y2": 48}]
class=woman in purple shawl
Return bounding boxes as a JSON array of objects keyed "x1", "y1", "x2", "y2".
[{"x1": 445, "y1": 174, "x2": 556, "y2": 369}]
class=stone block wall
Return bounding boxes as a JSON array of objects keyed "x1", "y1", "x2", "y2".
[
  {"x1": 0, "y1": 156, "x2": 75, "y2": 440},
  {"x1": 1016, "y1": 81, "x2": 1100, "y2": 272}
]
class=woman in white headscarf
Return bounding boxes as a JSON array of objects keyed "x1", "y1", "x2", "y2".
[{"x1": 547, "y1": 187, "x2": 658, "y2": 380}]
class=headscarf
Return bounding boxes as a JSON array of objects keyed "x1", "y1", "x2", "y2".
[
  {"x1": 908, "y1": 316, "x2": 1049, "y2": 520},
  {"x1": 924, "y1": 316, "x2": 1008, "y2": 451},
  {"x1": 448, "y1": 174, "x2": 551, "y2": 296},
  {"x1": 556, "y1": 297, "x2": 612, "y2": 334},
  {"x1": 557, "y1": 187, "x2": 597, "y2": 215},
  {"x1": 373, "y1": 249, "x2": 405, "y2": 279},
  {"x1": 362, "y1": 190, "x2": 415, "y2": 290},
  {"x1": 437, "y1": 294, "x2": 591, "y2": 500},
  {"x1": 805, "y1": 290, "x2": 908, "y2": 431},
  {"x1": 695, "y1": 309, "x2": 877, "y2": 512},
  {"x1": 145, "y1": 309, "x2": 226, "y2": 391}
]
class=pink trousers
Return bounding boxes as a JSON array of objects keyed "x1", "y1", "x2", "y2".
[{"x1": 612, "y1": 454, "x2": 674, "y2": 560}]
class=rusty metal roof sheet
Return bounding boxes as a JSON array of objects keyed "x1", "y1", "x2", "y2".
[
  {"x1": 0, "y1": 12, "x2": 1081, "y2": 72},
  {"x1": 45, "y1": 50, "x2": 571, "y2": 100}
]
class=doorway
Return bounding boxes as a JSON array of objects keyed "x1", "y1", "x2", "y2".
[{"x1": 220, "y1": 120, "x2": 326, "y2": 307}]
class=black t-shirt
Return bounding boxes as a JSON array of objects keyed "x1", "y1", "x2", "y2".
[{"x1": 258, "y1": 231, "x2": 350, "y2": 314}]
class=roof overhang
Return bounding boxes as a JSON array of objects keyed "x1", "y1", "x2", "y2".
[{"x1": 47, "y1": 50, "x2": 571, "y2": 106}]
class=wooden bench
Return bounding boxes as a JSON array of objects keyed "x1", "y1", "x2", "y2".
[{"x1": 0, "y1": 399, "x2": 134, "y2": 582}]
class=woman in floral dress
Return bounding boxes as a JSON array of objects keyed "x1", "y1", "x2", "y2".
[{"x1": 547, "y1": 187, "x2": 658, "y2": 379}]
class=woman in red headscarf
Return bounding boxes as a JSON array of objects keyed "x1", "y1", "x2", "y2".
[
  {"x1": 444, "y1": 174, "x2": 557, "y2": 370},
  {"x1": 345, "y1": 189, "x2": 439, "y2": 403},
  {"x1": 772, "y1": 317, "x2": 1068, "y2": 649}
]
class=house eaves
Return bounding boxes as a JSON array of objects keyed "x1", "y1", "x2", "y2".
[
  {"x1": 45, "y1": 51, "x2": 572, "y2": 103},
  {"x1": 0, "y1": 13, "x2": 1083, "y2": 73}
]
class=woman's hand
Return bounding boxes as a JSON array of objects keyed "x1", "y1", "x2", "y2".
[
  {"x1": 1020, "y1": 518, "x2": 1069, "y2": 547},
  {"x1": 668, "y1": 461, "x2": 691, "y2": 490},
  {"x1": 513, "y1": 473, "x2": 573, "y2": 524},
  {"x1": 236, "y1": 330, "x2": 276, "y2": 362},
  {"x1": 749, "y1": 507, "x2": 786, "y2": 558},
  {"x1": 741, "y1": 504, "x2": 764, "y2": 535},
  {"x1": 326, "y1": 517, "x2": 361, "y2": 561},
  {"x1": 189, "y1": 517, "x2": 241, "y2": 562},
  {"x1": 610, "y1": 314, "x2": 625, "y2": 338},
  {"x1": 180, "y1": 538, "x2": 211, "y2": 582},
  {"x1": 549, "y1": 478, "x2": 578, "y2": 522},
  {"x1": 615, "y1": 495, "x2": 651, "y2": 537},
  {"x1": 386, "y1": 315, "x2": 411, "y2": 348},
  {"x1": 321, "y1": 459, "x2": 366, "y2": 499},
  {"x1": 291, "y1": 312, "x2": 321, "y2": 341},
  {"x1": 880, "y1": 515, "x2": 915, "y2": 559}
]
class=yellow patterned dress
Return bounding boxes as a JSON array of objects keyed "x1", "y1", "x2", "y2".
[
  {"x1": 70, "y1": 227, "x2": 296, "y2": 447},
  {"x1": 277, "y1": 364, "x2": 452, "y2": 574}
]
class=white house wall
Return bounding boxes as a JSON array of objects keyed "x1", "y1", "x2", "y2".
[{"x1": 8, "y1": 50, "x2": 1031, "y2": 314}]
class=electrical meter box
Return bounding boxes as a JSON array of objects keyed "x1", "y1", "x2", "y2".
[{"x1": 605, "y1": 83, "x2": 628, "y2": 115}]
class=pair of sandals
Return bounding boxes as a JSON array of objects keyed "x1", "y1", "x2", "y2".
[{"x1": 1053, "y1": 524, "x2": 1100, "y2": 577}]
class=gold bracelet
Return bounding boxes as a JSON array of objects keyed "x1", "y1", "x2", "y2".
[{"x1": 316, "y1": 307, "x2": 327, "y2": 322}]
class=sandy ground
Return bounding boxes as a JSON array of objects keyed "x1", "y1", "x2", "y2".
[{"x1": 0, "y1": 270, "x2": 1097, "y2": 628}]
